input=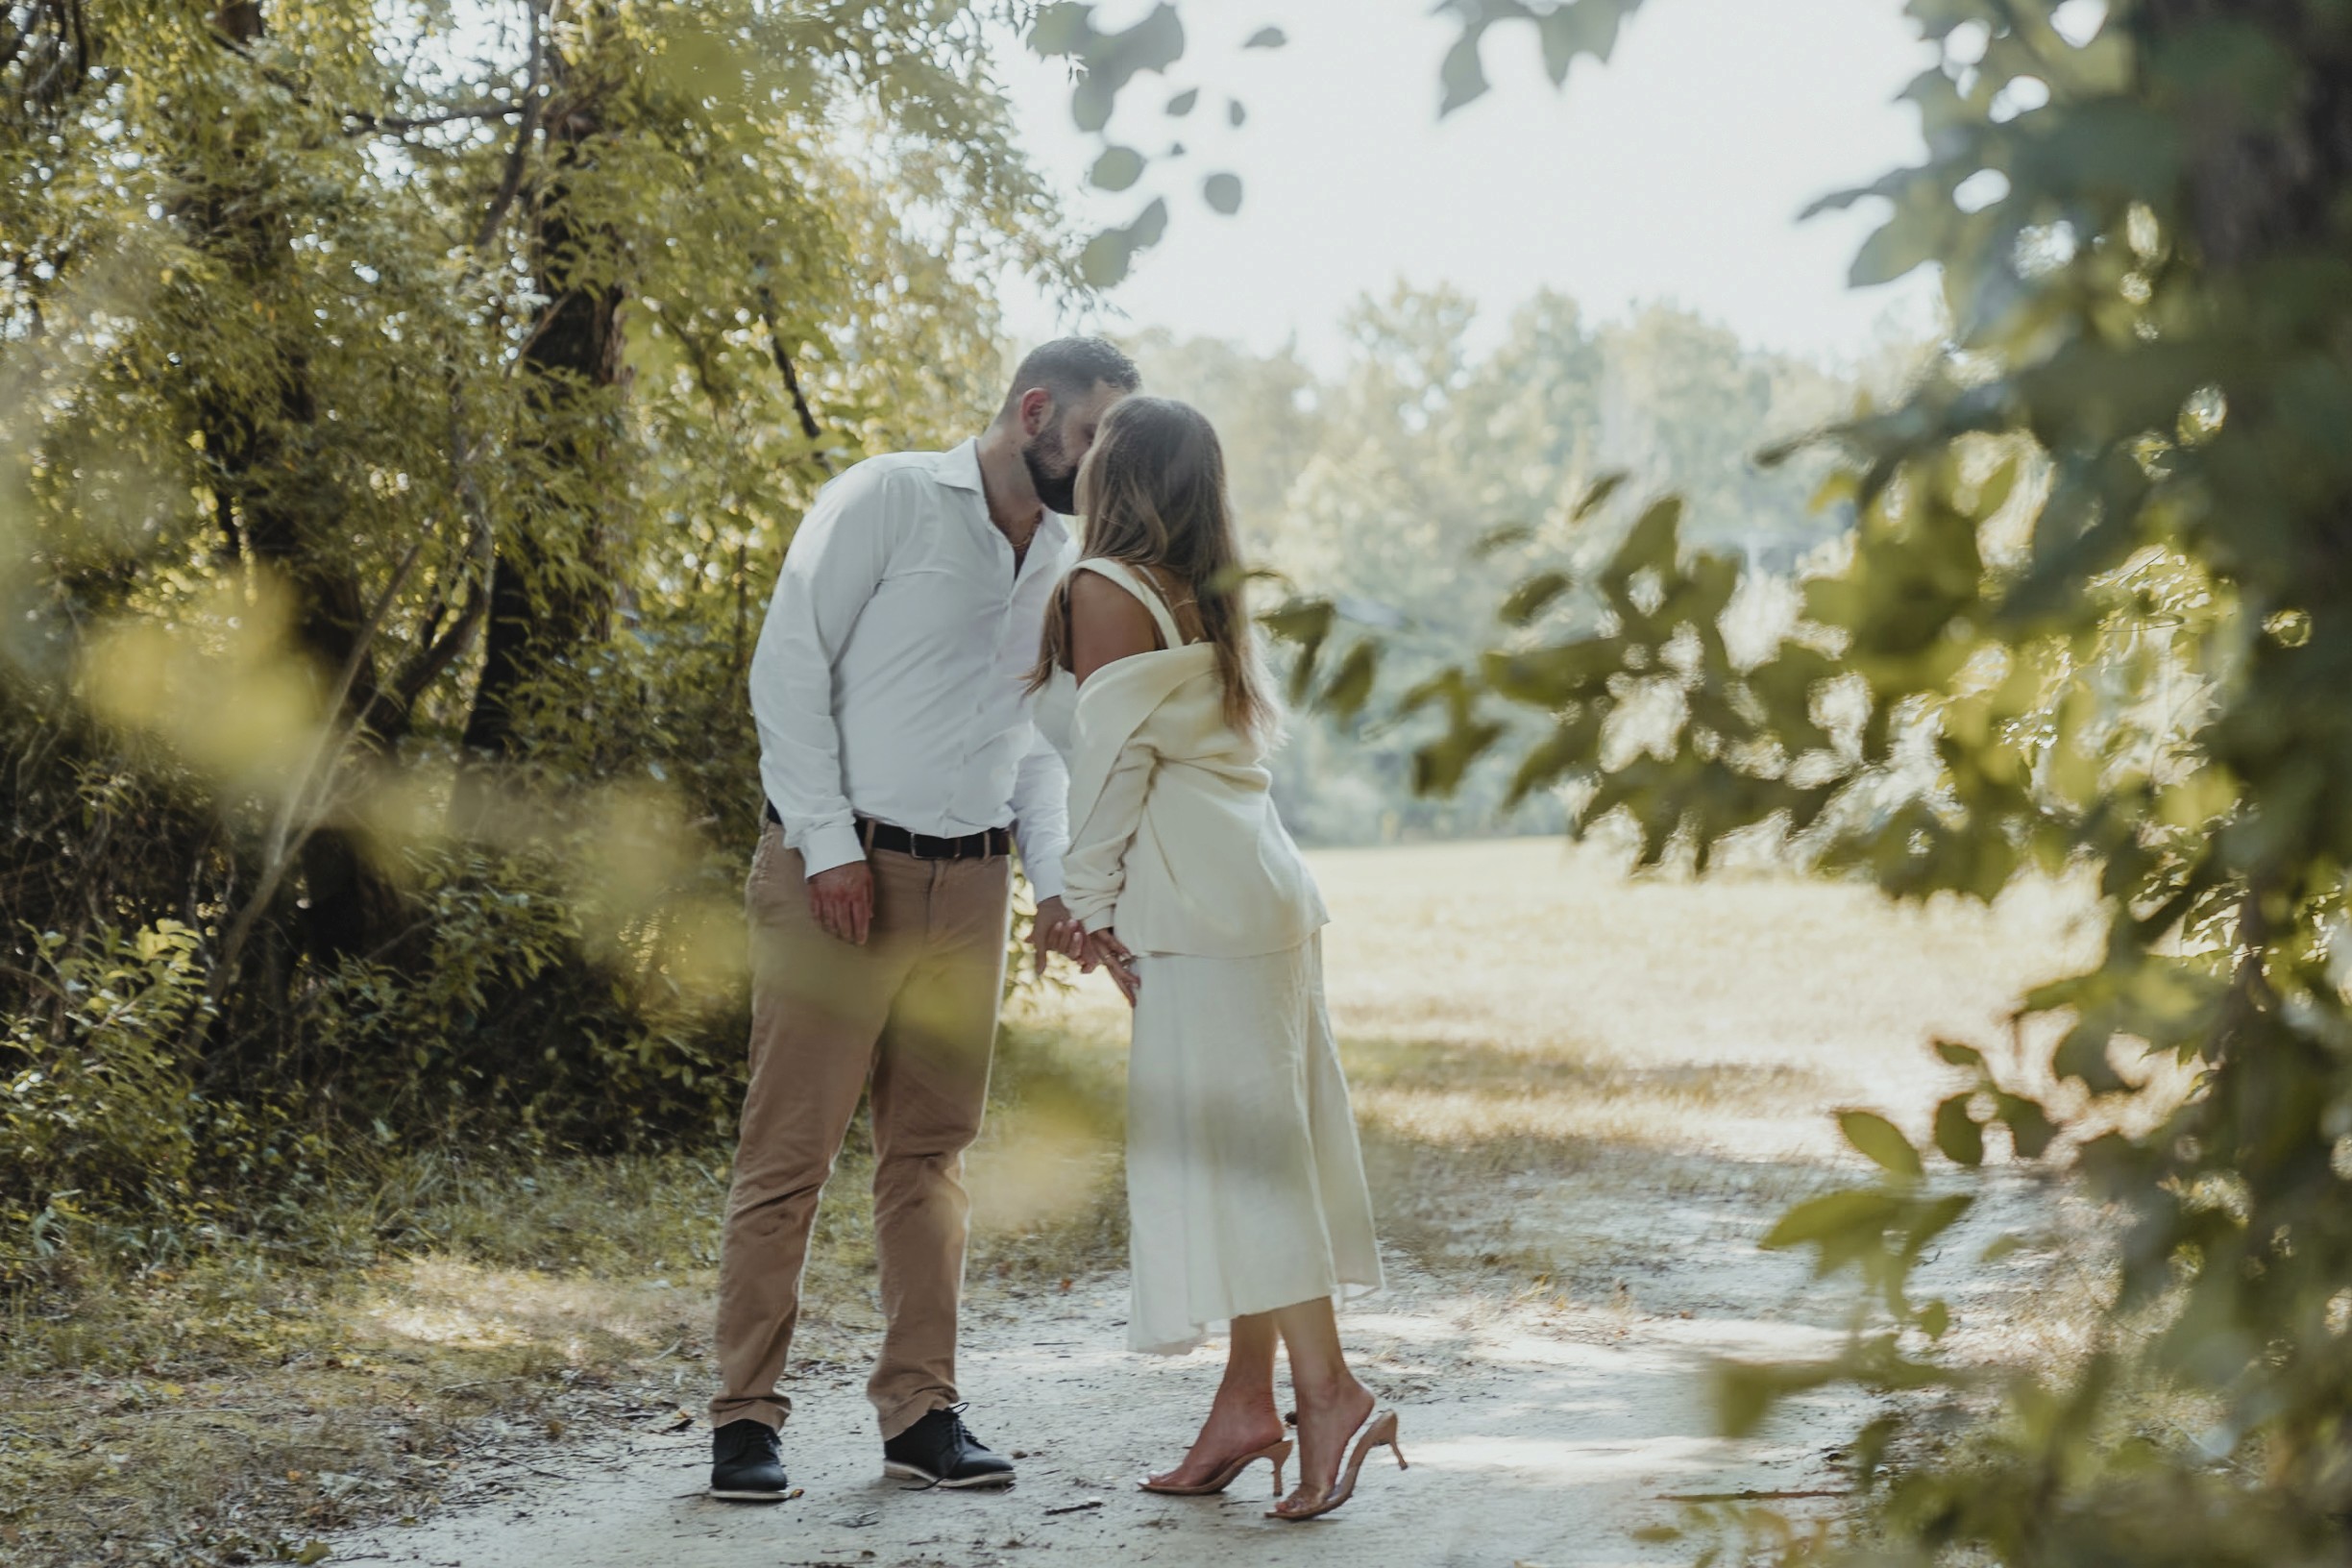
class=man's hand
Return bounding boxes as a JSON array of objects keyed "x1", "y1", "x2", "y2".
[
  {"x1": 808, "y1": 860, "x2": 874, "y2": 945},
  {"x1": 1030, "y1": 895, "x2": 1088, "y2": 980}
]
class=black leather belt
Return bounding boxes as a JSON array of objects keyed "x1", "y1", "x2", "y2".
[{"x1": 764, "y1": 800, "x2": 1011, "y2": 861}]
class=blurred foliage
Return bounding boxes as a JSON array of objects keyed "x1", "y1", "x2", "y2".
[
  {"x1": 0, "y1": 0, "x2": 1072, "y2": 1280},
  {"x1": 1413, "y1": 0, "x2": 2352, "y2": 1562},
  {"x1": 1057, "y1": 0, "x2": 2352, "y2": 1557}
]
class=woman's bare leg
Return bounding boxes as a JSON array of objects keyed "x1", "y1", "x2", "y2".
[
  {"x1": 1270, "y1": 1295, "x2": 1374, "y2": 1512},
  {"x1": 1148, "y1": 1311, "x2": 1286, "y2": 1488}
]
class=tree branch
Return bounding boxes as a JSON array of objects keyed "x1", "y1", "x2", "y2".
[
  {"x1": 344, "y1": 99, "x2": 525, "y2": 137},
  {"x1": 386, "y1": 386, "x2": 500, "y2": 716},
  {"x1": 755, "y1": 283, "x2": 827, "y2": 449},
  {"x1": 473, "y1": 0, "x2": 560, "y2": 252}
]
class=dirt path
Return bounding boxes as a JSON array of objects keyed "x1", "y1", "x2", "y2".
[
  {"x1": 330, "y1": 842, "x2": 2089, "y2": 1567},
  {"x1": 330, "y1": 1259, "x2": 1874, "y2": 1568}
]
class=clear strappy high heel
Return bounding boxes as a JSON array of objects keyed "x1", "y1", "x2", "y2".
[
  {"x1": 1137, "y1": 1436, "x2": 1293, "y2": 1497},
  {"x1": 1268, "y1": 1409, "x2": 1405, "y2": 1521}
]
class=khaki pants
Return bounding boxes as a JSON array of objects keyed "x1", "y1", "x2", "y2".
[{"x1": 709, "y1": 826, "x2": 1011, "y2": 1438}]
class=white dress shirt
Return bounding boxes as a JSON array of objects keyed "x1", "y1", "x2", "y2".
[{"x1": 750, "y1": 438, "x2": 1076, "y2": 896}]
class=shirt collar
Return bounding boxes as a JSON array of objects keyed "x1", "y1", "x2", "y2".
[{"x1": 936, "y1": 437, "x2": 986, "y2": 494}]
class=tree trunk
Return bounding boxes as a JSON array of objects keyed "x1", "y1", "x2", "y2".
[
  {"x1": 197, "y1": 0, "x2": 407, "y2": 965},
  {"x1": 455, "y1": 73, "x2": 625, "y2": 812}
]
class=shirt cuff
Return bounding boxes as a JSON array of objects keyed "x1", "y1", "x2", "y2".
[
  {"x1": 796, "y1": 820, "x2": 867, "y2": 879},
  {"x1": 1023, "y1": 856, "x2": 1067, "y2": 905}
]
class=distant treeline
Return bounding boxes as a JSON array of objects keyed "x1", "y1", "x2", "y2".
[{"x1": 1130, "y1": 292, "x2": 1915, "y2": 844}]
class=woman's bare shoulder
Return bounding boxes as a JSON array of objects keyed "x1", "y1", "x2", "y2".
[{"x1": 1069, "y1": 569, "x2": 1161, "y2": 680}]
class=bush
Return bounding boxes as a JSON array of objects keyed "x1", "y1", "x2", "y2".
[{"x1": 2, "y1": 921, "x2": 211, "y2": 1279}]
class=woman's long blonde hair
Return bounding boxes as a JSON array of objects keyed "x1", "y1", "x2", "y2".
[{"x1": 1029, "y1": 396, "x2": 1276, "y2": 742}]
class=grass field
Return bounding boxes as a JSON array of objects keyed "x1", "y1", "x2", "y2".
[
  {"x1": 1001, "y1": 838, "x2": 2095, "y2": 1311},
  {"x1": 1, "y1": 839, "x2": 2100, "y2": 1565}
]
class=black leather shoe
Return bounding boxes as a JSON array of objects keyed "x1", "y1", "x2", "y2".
[
  {"x1": 882, "y1": 1404, "x2": 1017, "y2": 1488},
  {"x1": 710, "y1": 1418, "x2": 791, "y2": 1502}
]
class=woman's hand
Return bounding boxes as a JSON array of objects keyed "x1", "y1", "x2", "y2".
[{"x1": 1083, "y1": 926, "x2": 1140, "y2": 1006}]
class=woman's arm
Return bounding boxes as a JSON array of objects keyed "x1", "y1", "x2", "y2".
[{"x1": 1063, "y1": 571, "x2": 1163, "y2": 1003}]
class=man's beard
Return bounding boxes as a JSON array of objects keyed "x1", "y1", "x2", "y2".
[{"x1": 1022, "y1": 423, "x2": 1081, "y2": 515}]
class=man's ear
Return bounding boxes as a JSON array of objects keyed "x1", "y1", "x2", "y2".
[{"x1": 1018, "y1": 386, "x2": 1055, "y2": 437}]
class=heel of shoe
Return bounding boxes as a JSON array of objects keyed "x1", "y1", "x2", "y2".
[
  {"x1": 1269, "y1": 1438, "x2": 1293, "y2": 1498},
  {"x1": 1374, "y1": 1410, "x2": 1406, "y2": 1469}
]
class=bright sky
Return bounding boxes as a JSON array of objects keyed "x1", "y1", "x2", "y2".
[{"x1": 991, "y1": 0, "x2": 1946, "y2": 371}]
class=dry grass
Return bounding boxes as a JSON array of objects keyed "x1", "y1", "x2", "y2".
[
  {"x1": 7, "y1": 837, "x2": 2118, "y2": 1564},
  {"x1": 0, "y1": 1081, "x2": 1115, "y2": 1568}
]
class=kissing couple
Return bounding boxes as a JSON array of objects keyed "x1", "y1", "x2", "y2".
[{"x1": 706, "y1": 339, "x2": 1400, "y2": 1522}]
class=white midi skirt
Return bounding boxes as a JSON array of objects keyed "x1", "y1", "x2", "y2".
[{"x1": 1124, "y1": 933, "x2": 1384, "y2": 1356}]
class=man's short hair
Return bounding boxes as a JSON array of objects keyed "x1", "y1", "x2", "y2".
[{"x1": 1001, "y1": 336, "x2": 1141, "y2": 419}]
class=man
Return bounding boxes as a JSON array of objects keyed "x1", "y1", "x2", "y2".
[{"x1": 707, "y1": 338, "x2": 1139, "y2": 1501}]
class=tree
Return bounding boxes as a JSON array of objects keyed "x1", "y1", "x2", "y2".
[
  {"x1": 1135, "y1": 288, "x2": 1860, "y2": 844},
  {"x1": 0, "y1": 0, "x2": 1074, "y2": 1237}
]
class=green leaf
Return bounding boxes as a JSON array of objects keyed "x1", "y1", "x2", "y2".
[
  {"x1": 1714, "y1": 1361, "x2": 1781, "y2": 1439},
  {"x1": 2055, "y1": 1021, "x2": 2128, "y2": 1093},
  {"x1": 1227, "y1": 98, "x2": 1247, "y2": 127},
  {"x1": 1243, "y1": 25, "x2": 1287, "y2": 48},
  {"x1": 1840, "y1": 1110, "x2": 1923, "y2": 1179},
  {"x1": 1438, "y1": 31, "x2": 1489, "y2": 115},
  {"x1": 1761, "y1": 1187, "x2": 1899, "y2": 1251},
  {"x1": 1414, "y1": 720, "x2": 1507, "y2": 796},
  {"x1": 1917, "y1": 1298, "x2": 1951, "y2": 1339},
  {"x1": 1997, "y1": 1093, "x2": 2057, "y2": 1160},
  {"x1": 1319, "y1": 639, "x2": 1381, "y2": 718},
  {"x1": 1849, "y1": 205, "x2": 1943, "y2": 287},
  {"x1": 1572, "y1": 469, "x2": 1629, "y2": 521},
  {"x1": 1932, "y1": 1039, "x2": 1983, "y2": 1067},
  {"x1": 1482, "y1": 637, "x2": 1627, "y2": 705},
  {"x1": 1262, "y1": 597, "x2": 1335, "y2": 704},
  {"x1": 1933, "y1": 1093, "x2": 1985, "y2": 1167},
  {"x1": 1030, "y1": 3, "x2": 1095, "y2": 57},
  {"x1": 1503, "y1": 710, "x2": 1601, "y2": 807},
  {"x1": 1604, "y1": 497, "x2": 1683, "y2": 585},
  {"x1": 1260, "y1": 598, "x2": 1335, "y2": 648},
  {"x1": 1501, "y1": 571, "x2": 1571, "y2": 625},
  {"x1": 1474, "y1": 521, "x2": 1535, "y2": 556},
  {"x1": 1537, "y1": 0, "x2": 1638, "y2": 86},
  {"x1": 1164, "y1": 87, "x2": 1199, "y2": 116},
  {"x1": 1090, "y1": 146, "x2": 1145, "y2": 192},
  {"x1": 1203, "y1": 173, "x2": 1243, "y2": 215},
  {"x1": 1069, "y1": 4, "x2": 1187, "y2": 133},
  {"x1": 1078, "y1": 197, "x2": 1171, "y2": 286}
]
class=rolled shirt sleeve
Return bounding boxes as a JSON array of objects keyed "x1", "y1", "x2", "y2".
[
  {"x1": 1010, "y1": 722, "x2": 1072, "y2": 903},
  {"x1": 749, "y1": 467, "x2": 893, "y2": 880}
]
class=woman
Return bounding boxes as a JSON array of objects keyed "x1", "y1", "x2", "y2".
[{"x1": 1028, "y1": 396, "x2": 1402, "y2": 1521}]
